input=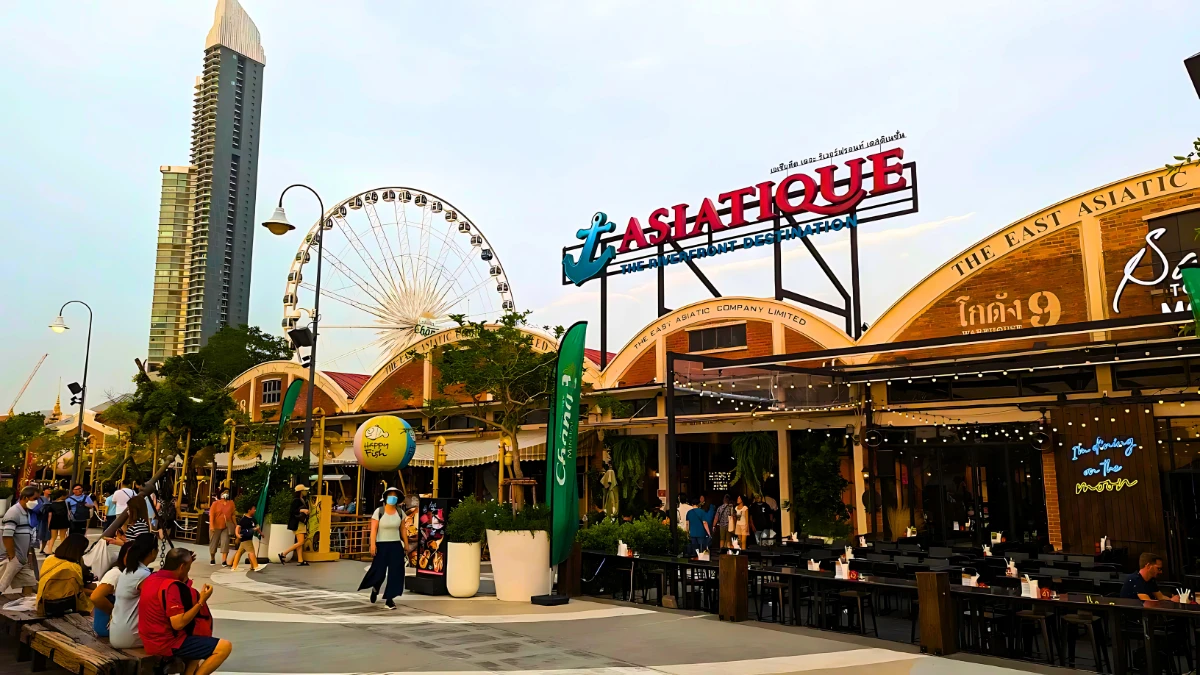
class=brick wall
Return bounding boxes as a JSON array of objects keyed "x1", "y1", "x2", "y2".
[
  {"x1": 887, "y1": 226, "x2": 1090, "y2": 360},
  {"x1": 1041, "y1": 449, "x2": 1062, "y2": 551},
  {"x1": 291, "y1": 379, "x2": 339, "y2": 418},
  {"x1": 618, "y1": 348, "x2": 657, "y2": 387}
]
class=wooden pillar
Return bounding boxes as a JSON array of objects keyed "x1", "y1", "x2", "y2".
[
  {"x1": 719, "y1": 554, "x2": 748, "y2": 621},
  {"x1": 656, "y1": 432, "x2": 668, "y2": 508},
  {"x1": 916, "y1": 572, "x2": 956, "y2": 655}
]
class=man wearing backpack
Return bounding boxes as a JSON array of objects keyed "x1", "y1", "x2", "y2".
[
  {"x1": 111, "y1": 480, "x2": 136, "y2": 517},
  {"x1": 66, "y1": 484, "x2": 96, "y2": 536}
]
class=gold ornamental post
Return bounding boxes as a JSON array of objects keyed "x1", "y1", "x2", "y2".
[
  {"x1": 175, "y1": 429, "x2": 191, "y2": 502},
  {"x1": 223, "y1": 418, "x2": 236, "y2": 489},
  {"x1": 432, "y1": 436, "x2": 447, "y2": 497},
  {"x1": 314, "y1": 408, "x2": 326, "y2": 497}
]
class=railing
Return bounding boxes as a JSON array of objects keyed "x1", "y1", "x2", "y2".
[
  {"x1": 328, "y1": 515, "x2": 372, "y2": 559},
  {"x1": 173, "y1": 511, "x2": 202, "y2": 543}
]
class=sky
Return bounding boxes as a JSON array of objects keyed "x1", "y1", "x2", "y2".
[{"x1": 1, "y1": 0, "x2": 1198, "y2": 413}]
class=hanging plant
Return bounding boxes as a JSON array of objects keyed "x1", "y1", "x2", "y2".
[
  {"x1": 606, "y1": 435, "x2": 649, "y2": 501},
  {"x1": 730, "y1": 431, "x2": 776, "y2": 498}
]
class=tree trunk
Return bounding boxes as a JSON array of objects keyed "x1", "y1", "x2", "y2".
[{"x1": 506, "y1": 422, "x2": 526, "y2": 510}]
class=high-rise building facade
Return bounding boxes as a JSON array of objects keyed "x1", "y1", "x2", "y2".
[
  {"x1": 148, "y1": 0, "x2": 265, "y2": 364},
  {"x1": 183, "y1": 0, "x2": 266, "y2": 352},
  {"x1": 147, "y1": 166, "x2": 194, "y2": 365}
]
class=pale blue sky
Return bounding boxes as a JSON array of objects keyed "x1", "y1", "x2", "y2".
[{"x1": 1, "y1": 1, "x2": 1198, "y2": 412}]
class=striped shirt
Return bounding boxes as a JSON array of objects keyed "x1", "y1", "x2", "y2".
[
  {"x1": 124, "y1": 518, "x2": 151, "y2": 539},
  {"x1": 0, "y1": 503, "x2": 34, "y2": 564}
]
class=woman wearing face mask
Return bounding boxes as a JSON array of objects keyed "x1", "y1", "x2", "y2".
[{"x1": 357, "y1": 487, "x2": 405, "y2": 609}]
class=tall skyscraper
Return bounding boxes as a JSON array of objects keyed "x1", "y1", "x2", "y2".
[
  {"x1": 147, "y1": 165, "x2": 194, "y2": 365},
  {"x1": 148, "y1": 0, "x2": 265, "y2": 365}
]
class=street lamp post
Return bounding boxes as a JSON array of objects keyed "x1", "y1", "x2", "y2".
[
  {"x1": 50, "y1": 300, "x2": 93, "y2": 485},
  {"x1": 262, "y1": 184, "x2": 325, "y2": 470}
]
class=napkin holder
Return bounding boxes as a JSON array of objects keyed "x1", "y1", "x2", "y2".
[
  {"x1": 617, "y1": 540, "x2": 628, "y2": 557},
  {"x1": 1020, "y1": 576, "x2": 1031, "y2": 597},
  {"x1": 982, "y1": 545, "x2": 992, "y2": 557},
  {"x1": 808, "y1": 559, "x2": 820, "y2": 572},
  {"x1": 697, "y1": 551, "x2": 710, "y2": 562},
  {"x1": 858, "y1": 536, "x2": 866, "y2": 547},
  {"x1": 835, "y1": 561, "x2": 849, "y2": 579},
  {"x1": 844, "y1": 546, "x2": 854, "y2": 560}
]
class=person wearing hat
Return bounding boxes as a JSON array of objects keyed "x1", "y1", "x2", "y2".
[
  {"x1": 278, "y1": 485, "x2": 310, "y2": 566},
  {"x1": 357, "y1": 487, "x2": 406, "y2": 608}
]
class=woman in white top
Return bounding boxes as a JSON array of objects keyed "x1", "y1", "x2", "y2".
[
  {"x1": 108, "y1": 534, "x2": 158, "y2": 649},
  {"x1": 357, "y1": 487, "x2": 405, "y2": 609}
]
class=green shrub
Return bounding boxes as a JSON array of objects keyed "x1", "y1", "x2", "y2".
[
  {"x1": 234, "y1": 493, "x2": 256, "y2": 514},
  {"x1": 0, "y1": 486, "x2": 13, "y2": 501},
  {"x1": 575, "y1": 514, "x2": 682, "y2": 556},
  {"x1": 479, "y1": 500, "x2": 551, "y2": 532},
  {"x1": 446, "y1": 496, "x2": 487, "y2": 543},
  {"x1": 575, "y1": 519, "x2": 622, "y2": 553},
  {"x1": 268, "y1": 489, "x2": 294, "y2": 526}
]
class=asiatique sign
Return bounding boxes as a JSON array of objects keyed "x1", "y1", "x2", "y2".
[{"x1": 563, "y1": 147, "x2": 911, "y2": 286}]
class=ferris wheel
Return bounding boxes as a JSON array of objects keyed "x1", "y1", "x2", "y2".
[{"x1": 282, "y1": 187, "x2": 515, "y2": 370}]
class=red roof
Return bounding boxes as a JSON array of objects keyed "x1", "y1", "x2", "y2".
[
  {"x1": 323, "y1": 371, "x2": 370, "y2": 399},
  {"x1": 584, "y1": 349, "x2": 616, "y2": 367}
]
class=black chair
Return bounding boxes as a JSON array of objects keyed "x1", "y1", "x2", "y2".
[
  {"x1": 1063, "y1": 610, "x2": 1112, "y2": 673},
  {"x1": 755, "y1": 575, "x2": 791, "y2": 624},
  {"x1": 1098, "y1": 580, "x2": 1125, "y2": 597},
  {"x1": 1007, "y1": 551, "x2": 1030, "y2": 561},
  {"x1": 894, "y1": 555, "x2": 921, "y2": 565},
  {"x1": 1067, "y1": 554, "x2": 1095, "y2": 565},
  {"x1": 930, "y1": 546, "x2": 954, "y2": 558},
  {"x1": 872, "y1": 562, "x2": 901, "y2": 578},
  {"x1": 991, "y1": 576, "x2": 1021, "y2": 590},
  {"x1": 1081, "y1": 570, "x2": 1115, "y2": 582},
  {"x1": 924, "y1": 558, "x2": 951, "y2": 570},
  {"x1": 1015, "y1": 607, "x2": 1058, "y2": 664},
  {"x1": 866, "y1": 553, "x2": 891, "y2": 562},
  {"x1": 1038, "y1": 553, "x2": 1066, "y2": 562},
  {"x1": 1053, "y1": 560, "x2": 1083, "y2": 574},
  {"x1": 1039, "y1": 567, "x2": 1064, "y2": 577},
  {"x1": 849, "y1": 559, "x2": 873, "y2": 573},
  {"x1": 837, "y1": 589, "x2": 879, "y2": 637},
  {"x1": 1057, "y1": 577, "x2": 1098, "y2": 594}
]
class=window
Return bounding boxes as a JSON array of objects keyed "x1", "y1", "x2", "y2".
[
  {"x1": 688, "y1": 323, "x2": 747, "y2": 352},
  {"x1": 261, "y1": 378, "x2": 281, "y2": 405},
  {"x1": 1146, "y1": 208, "x2": 1200, "y2": 278}
]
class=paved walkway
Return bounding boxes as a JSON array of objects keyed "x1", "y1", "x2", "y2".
[
  {"x1": 172, "y1": 544, "x2": 1067, "y2": 675},
  {"x1": 1, "y1": 540, "x2": 1072, "y2": 675}
]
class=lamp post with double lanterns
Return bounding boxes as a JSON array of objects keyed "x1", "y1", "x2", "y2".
[
  {"x1": 50, "y1": 301, "x2": 93, "y2": 485},
  {"x1": 262, "y1": 184, "x2": 326, "y2": 470}
]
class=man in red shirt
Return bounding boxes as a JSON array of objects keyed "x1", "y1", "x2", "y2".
[{"x1": 138, "y1": 548, "x2": 232, "y2": 675}]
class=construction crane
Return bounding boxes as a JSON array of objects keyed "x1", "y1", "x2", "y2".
[{"x1": 7, "y1": 354, "x2": 48, "y2": 417}]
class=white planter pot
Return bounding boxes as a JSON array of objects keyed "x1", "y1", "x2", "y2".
[
  {"x1": 446, "y1": 542, "x2": 481, "y2": 598},
  {"x1": 0, "y1": 499, "x2": 8, "y2": 516},
  {"x1": 486, "y1": 529, "x2": 551, "y2": 602},
  {"x1": 267, "y1": 523, "x2": 293, "y2": 559}
]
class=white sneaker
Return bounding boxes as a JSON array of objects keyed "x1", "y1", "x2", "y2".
[{"x1": 252, "y1": 566, "x2": 265, "y2": 573}]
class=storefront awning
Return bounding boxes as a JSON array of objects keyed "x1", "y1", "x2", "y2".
[{"x1": 207, "y1": 430, "x2": 598, "y2": 471}]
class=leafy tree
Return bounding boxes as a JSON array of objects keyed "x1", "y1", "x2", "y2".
[
  {"x1": 418, "y1": 312, "x2": 563, "y2": 505},
  {"x1": 788, "y1": 436, "x2": 852, "y2": 538},
  {"x1": 1167, "y1": 138, "x2": 1200, "y2": 177},
  {"x1": 0, "y1": 412, "x2": 52, "y2": 474},
  {"x1": 158, "y1": 325, "x2": 293, "y2": 391}
]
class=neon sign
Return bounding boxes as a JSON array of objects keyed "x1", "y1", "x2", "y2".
[{"x1": 1071, "y1": 436, "x2": 1139, "y2": 494}]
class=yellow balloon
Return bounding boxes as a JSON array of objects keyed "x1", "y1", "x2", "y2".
[{"x1": 353, "y1": 415, "x2": 416, "y2": 471}]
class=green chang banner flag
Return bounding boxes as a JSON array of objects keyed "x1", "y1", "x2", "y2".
[
  {"x1": 254, "y1": 379, "x2": 304, "y2": 527},
  {"x1": 1181, "y1": 262, "x2": 1200, "y2": 333},
  {"x1": 545, "y1": 321, "x2": 586, "y2": 568}
]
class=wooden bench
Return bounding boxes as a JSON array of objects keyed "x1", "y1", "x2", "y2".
[
  {"x1": 0, "y1": 592, "x2": 41, "y2": 642},
  {"x1": 18, "y1": 613, "x2": 180, "y2": 675}
]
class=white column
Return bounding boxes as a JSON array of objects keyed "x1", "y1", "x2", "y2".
[
  {"x1": 853, "y1": 436, "x2": 868, "y2": 536},
  {"x1": 776, "y1": 428, "x2": 792, "y2": 537}
]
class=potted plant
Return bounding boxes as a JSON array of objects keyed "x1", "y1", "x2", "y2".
[
  {"x1": 445, "y1": 496, "x2": 486, "y2": 597},
  {"x1": 482, "y1": 501, "x2": 552, "y2": 602},
  {"x1": 265, "y1": 489, "x2": 295, "y2": 560}
]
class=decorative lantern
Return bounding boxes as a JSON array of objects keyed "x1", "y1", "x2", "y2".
[{"x1": 352, "y1": 415, "x2": 416, "y2": 471}]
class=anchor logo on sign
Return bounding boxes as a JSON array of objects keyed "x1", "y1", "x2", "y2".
[{"x1": 563, "y1": 212, "x2": 616, "y2": 286}]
